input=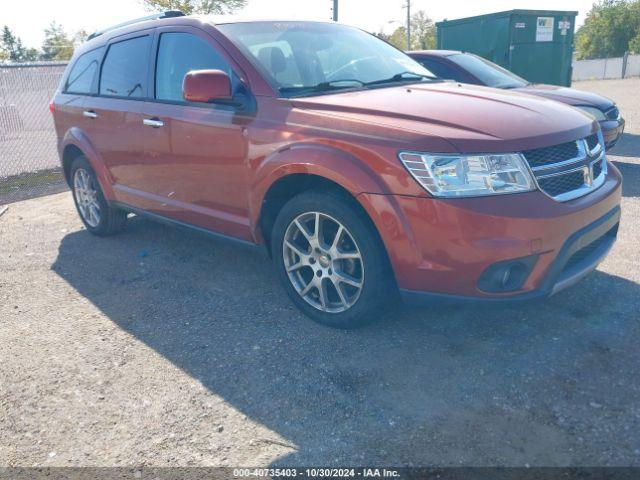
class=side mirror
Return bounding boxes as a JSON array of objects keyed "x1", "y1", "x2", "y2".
[{"x1": 182, "y1": 69, "x2": 232, "y2": 103}]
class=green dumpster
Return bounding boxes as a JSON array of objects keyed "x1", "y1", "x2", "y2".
[{"x1": 436, "y1": 9, "x2": 577, "y2": 86}]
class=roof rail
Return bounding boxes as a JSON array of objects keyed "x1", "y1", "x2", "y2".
[{"x1": 87, "y1": 10, "x2": 185, "y2": 40}]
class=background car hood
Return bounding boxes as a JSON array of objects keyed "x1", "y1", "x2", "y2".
[
  {"x1": 291, "y1": 82, "x2": 596, "y2": 153},
  {"x1": 512, "y1": 84, "x2": 614, "y2": 110}
]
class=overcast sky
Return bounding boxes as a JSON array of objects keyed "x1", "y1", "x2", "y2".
[{"x1": 5, "y1": 0, "x2": 595, "y2": 48}]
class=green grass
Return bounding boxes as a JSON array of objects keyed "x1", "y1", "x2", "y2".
[{"x1": 0, "y1": 168, "x2": 67, "y2": 203}]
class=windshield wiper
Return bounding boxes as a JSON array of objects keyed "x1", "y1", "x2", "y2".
[
  {"x1": 280, "y1": 79, "x2": 366, "y2": 97},
  {"x1": 365, "y1": 71, "x2": 439, "y2": 87}
]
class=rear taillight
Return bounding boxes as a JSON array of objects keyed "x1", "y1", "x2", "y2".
[{"x1": 49, "y1": 101, "x2": 55, "y2": 114}]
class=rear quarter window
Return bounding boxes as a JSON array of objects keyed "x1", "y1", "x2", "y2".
[
  {"x1": 64, "y1": 47, "x2": 104, "y2": 94},
  {"x1": 100, "y1": 35, "x2": 151, "y2": 98}
]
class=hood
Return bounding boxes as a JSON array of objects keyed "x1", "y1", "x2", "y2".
[
  {"x1": 512, "y1": 83, "x2": 614, "y2": 110},
  {"x1": 291, "y1": 82, "x2": 596, "y2": 153}
]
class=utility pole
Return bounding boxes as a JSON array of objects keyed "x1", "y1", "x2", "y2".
[
  {"x1": 406, "y1": 0, "x2": 411, "y2": 50},
  {"x1": 332, "y1": 0, "x2": 338, "y2": 21}
]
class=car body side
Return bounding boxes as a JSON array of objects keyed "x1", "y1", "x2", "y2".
[{"x1": 53, "y1": 17, "x2": 622, "y2": 301}]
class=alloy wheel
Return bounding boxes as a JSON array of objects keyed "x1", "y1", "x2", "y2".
[
  {"x1": 73, "y1": 168, "x2": 101, "y2": 227},
  {"x1": 282, "y1": 212, "x2": 364, "y2": 313}
]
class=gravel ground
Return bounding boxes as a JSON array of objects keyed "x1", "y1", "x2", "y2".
[{"x1": 1, "y1": 78, "x2": 639, "y2": 468}]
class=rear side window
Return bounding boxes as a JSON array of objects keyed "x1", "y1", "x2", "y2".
[
  {"x1": 155, "y1": 32, "x2": 235, "y2": 102},
  {"x1": 100, "y1": 36, "x2": 151, "y2": 98},
  {"x1": 65, "y1": 47, "x2": 103, "y2": 94}
]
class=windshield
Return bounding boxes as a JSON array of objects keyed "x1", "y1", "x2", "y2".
[
  {"x1": 216, "y1": 21, "x2": 436, "y2": 97},
  {"x1": 447, "y1": 53, "x2": 529, "y2": 89}
]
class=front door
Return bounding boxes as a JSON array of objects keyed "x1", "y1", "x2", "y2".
[{"x1": 140, "y1": 28, "x2": 252, "y2": 241}]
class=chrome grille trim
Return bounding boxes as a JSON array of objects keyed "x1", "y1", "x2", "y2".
[{"x1": 523, "y1": 131, "x2": 607, "y2": 202}]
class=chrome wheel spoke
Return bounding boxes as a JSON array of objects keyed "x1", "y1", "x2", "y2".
[
  {"x1": 335, "y1": 271, "x2": 362, "y2": 289},
  {"x1": 286, "y1": 260, "x2": 306, "y2": 272},
  {"x1": 313, "y1": 213, "x2": 321, "y2": 242},
  {"x1": 330, "y1": 277, "x2": 349, "y2": 308},
  {"x1": 335, "y1": 250, "x2": 360, "y2": 260},
  {"x1": 330, "y1": 225, "x2": 344, "y2": 250},
  {"x1": 294, "y1": 219, "x2": 314, "y2": 245},
  {"x1": 285, "y1": 240, "x2": 308, "y2": 259},
  {"x1": 317, "y1": 279, "x2": 329, "y2": 310},
  {"x1": 299, "y1": 281, "x2": 315, "y2": 297}
]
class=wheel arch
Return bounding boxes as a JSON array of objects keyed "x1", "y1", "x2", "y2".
[
  {"x1": 253, "y1": 144, "x2": 389, "y2": 245},
  {"x1": 60, "y1": 128, "x2": 116, "y2": 200}
]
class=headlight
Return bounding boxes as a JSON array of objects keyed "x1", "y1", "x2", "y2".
[
  {"x1": 398, "y1": 152, "x2": 535, "y2": 197},
  {"x1": 576, "y1": 105, "x2": 607, "y2": 121}
]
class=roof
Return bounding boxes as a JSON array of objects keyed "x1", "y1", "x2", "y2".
[
  {"x1": 408, "y1": 50, "x2": 462, "y2": 57},
  {"x1": 199, "y1": 15, "x2": 337, "y2": 26},
  {"x1": 436, "y1": 9, "x2": 578, "y2": 27}
]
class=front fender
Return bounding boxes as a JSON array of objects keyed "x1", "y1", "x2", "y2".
[
  {"x1": 61, "y1": 128, "x2": 116, "y2": 200},
  {"x1": 249, "y1": 143, "x2": 391, "y2": 227}
]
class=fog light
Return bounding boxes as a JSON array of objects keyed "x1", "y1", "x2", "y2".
[{"x1": 478, "y1": 255, "x2": 539, "y2": 293}]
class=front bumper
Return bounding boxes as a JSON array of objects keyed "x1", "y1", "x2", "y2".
[
  {"x1": 358, "y1": 162, "x2": 622, "y2": 303},
  {"x1": 400, "y1": 206, "x2": 619, "y2": 305},
  {"x1": 601, "y1": 117, "x2": 625, "y2": 149}
]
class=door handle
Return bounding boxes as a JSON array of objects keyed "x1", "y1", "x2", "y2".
[
  {"x1": 83, "y1": 110, "x2": 98, "y2": 119},
  {"x1": 143, "y1": 118, "x2": 164, "y2": 128}
]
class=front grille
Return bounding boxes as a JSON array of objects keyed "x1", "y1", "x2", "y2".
[
  {"x1": 593, "y1": 161, "x2": 603, "y2": 179},
  {"x1": 585, "y1": 133, "x2": 599, "y2": 151},
  {"x1": 522, "y1": 141, "x2": 579, "y2": 168},
  {"x1": 605, "y1": 106, "x2": 619, "y2": 120},
  {"x1": 537, "y1": 170, "x2": 585, "y2": 197},
  {"x1": 522, "y1": 135, "x2": 605, "y2": 200},
  {"x1": 562, "y1": 225, "x2": 618, "y2": 273}
]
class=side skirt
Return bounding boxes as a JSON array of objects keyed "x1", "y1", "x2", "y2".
[{"x1": 111, "y1": 201, "x2": 266, "y2": 254}]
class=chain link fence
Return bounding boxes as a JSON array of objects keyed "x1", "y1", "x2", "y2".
[{"x1": 0, "y1": 62, "x2": 68, "y2": 205}]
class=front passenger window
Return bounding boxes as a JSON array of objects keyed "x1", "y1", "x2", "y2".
[{"x1": 155, "y1": 32, "x2": 237, "y2": 102}]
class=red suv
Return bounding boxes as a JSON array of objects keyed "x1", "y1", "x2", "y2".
[{"x1": 52, "y1": 13, "x2": 622, "y2": 328}]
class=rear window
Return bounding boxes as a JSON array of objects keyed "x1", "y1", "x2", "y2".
[
  {"x1": 65, "y1": 47, "x2": 103, "y2": 94},
  {"x1": 99, "y1": 36, "x2": 151, "y2": 98}
]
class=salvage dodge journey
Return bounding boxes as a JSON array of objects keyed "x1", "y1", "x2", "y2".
[{"x1": 52, "y1": 13, "x2": 622, "y2": 328}]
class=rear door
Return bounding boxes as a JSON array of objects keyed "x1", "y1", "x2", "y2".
[
  {"x1": 139, "y1": 27, "x2": 252, "y2": 240},
  {"x1": 81, "y1": 32, "x2": 151, "y2": 198}
]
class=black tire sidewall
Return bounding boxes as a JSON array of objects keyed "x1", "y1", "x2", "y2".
[{"x1": 272, "y1": 191, "x2": 393, "y2": 328}]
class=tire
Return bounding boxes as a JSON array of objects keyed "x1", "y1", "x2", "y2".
[
  {"x1": 271, "y1": 191, "x2": 396, "y2": 329},
  {"x1": 70, "y1": 156, "x2": 127, "y2": 236}
]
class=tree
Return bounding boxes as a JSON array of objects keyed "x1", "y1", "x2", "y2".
[
  {"x1": 41, "y1": 22, "x2": 75, "y2": 61},
  {"x1": 387, "y1": 26, "x2": 408, "y2": 50},
  {"x1": 409, "y1": 10, "x2": 436, "y2": 50},
  {"x1": 377, "y1": 10, "x2": 436, "y2": 51},
  {"x1": 630, "y1": 30, "x2": 640, "y2": 53},
  {"x1": 74, "y1": 29, "x2": 89, "y2": 45},
  {"x1": 2, "y1": 26, "x2": 26, "y2": 61},
  {"x1": 139, "y1": 0, "x2": 247, "y2": 15},
  {"x1": 0, "y1": 25, "x2": 39, "y2": 62},
  {"x1": 575, "y1": 0, "x2": 640, "y2": 59}
]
